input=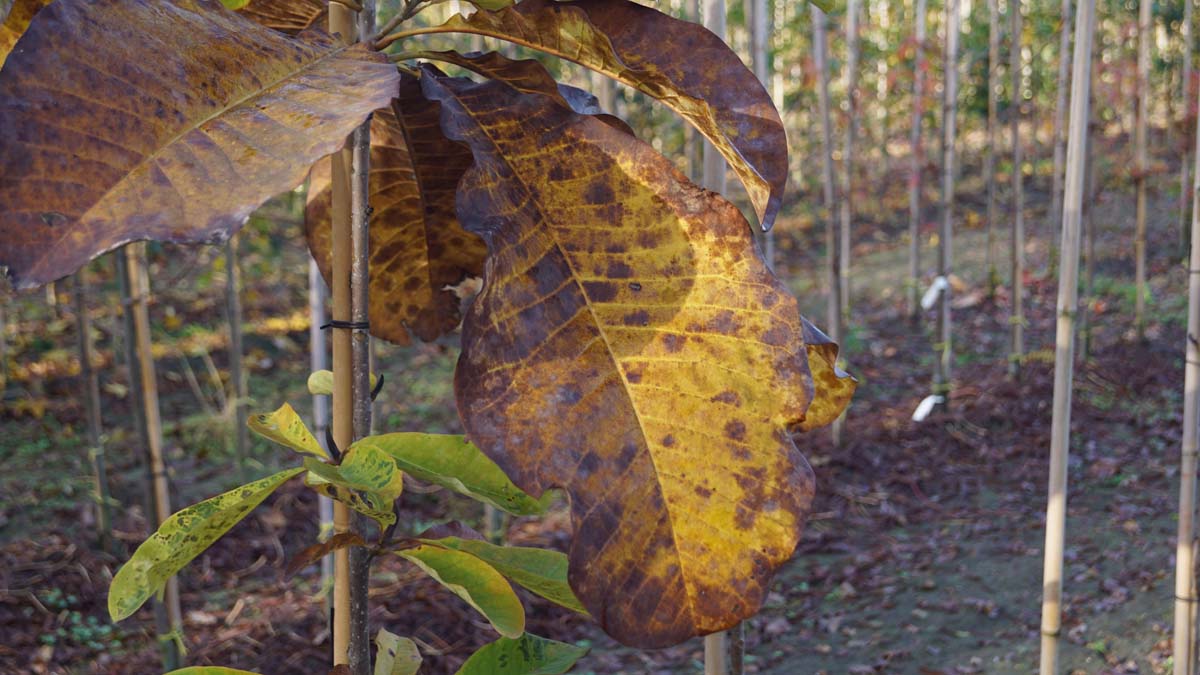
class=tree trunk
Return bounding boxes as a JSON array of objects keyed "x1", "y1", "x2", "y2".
[
  {"x1": 1134, "y1": 0, "x2": 1150, "y2": 339},
  {"x1": 1174, "y1": 55, "x2": 1200, "y2": 673},
  {"x1": 908, "y1": 0, "x2": 928, "y2": 319},
  {"x1": 120, "y1": 244, "x2": 183, "y2": 670},
  {"x1": 839, "y1": 0, "x2": 860, "y2": 325},
  {"x1": 74, "y1": 265, "x2": 114, "y2": 555},
  {"x1": 1009, "y1": 0, "x2": 1025, "y2": 378},
  {"x1": 1048, "y1": 0, "x2": 1072, "y2": 272},
  {"x1": 985, "y1": 0, "x2": 1000, "y2": 299},
  {"x1": 1039, "y1": 0, "x2": 1095, "y2": 669},
  {"x1": 225, "y1": 236, "x2": 248, "y2": 481},
  {"x1": 934, "y1": 0, "x2": 961, "y2": 405}
]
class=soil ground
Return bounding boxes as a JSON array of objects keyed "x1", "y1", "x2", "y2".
[{"x1": 0, "y1": 130, "x2": 1192, "y2": 674}]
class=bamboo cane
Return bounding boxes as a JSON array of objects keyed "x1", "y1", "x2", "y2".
[
  {"x1": 309, "y1": 257, "x2": 335, "y2": 609},
  {"x1": 1079, "y1": 109, "x2": 1097, "y2": 363},
  {"x1": 1039, "y1": 0, "x2": 1094, "y2": 669},
  {"x1": 1134, "y1": 0, "x2": 1150, "y2": 340},
  {"x1": 934, "y1": 0, "x2": 961, "y2": 406},
  {"x1": 328, "y1": 1, "x2": 357, "y2": 667},
  {"x1": 749, "y1": 0, "x2": 772, "y2": 272},
  {"x1": 121, "y1": 243, "x2": 184, "y2": 669},
  {"x1": 1009, "y1": 0, "x2": 1025, "y2": 378},
  {"x1": 1173, "y1": 35, "x2": 1200, "y2": 674},
  {"x1": 839, "y1": 0, "x2": 860, "y2": 325},
  {"x1": 74, "y1": 265, "x2": 114, "y2": 555},
  {"x1": 907, "y1": 0, "x2": 928, "y2": 320},
  {"x1": 984, "y1": 0, "x2": 999, "y2": 299},
  {"x1": 225, "y1": 236, "x2": 248, "y2": 481}
]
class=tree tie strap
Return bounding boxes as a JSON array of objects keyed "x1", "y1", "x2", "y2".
[{"x1": 320, "y1": 320, "x2": 370, "y2": 331}]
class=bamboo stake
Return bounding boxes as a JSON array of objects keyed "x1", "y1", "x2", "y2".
[
  {"x1": 933, "y1": 0, "x2": 961, "y2": 406},
  {"x1": 328, "y1": 1, "x2": 357, "y2": 667},
  {"x1": 225, "y1": 236, "x2": 248, "y2": 481},
  {"x1": 839, "y1": 0, "x2": 860, "y2": 325},
  {"x1": 1134, "y1": 0, "x2": 1150, "y2": 340},
  {"x1": 1079, "y1": 108, "x2": 1097, "y2": 363},
  {"x1": 1009, "y1": 0, "x2": 1025, "y2": 378},
  {"x1": 984, "y1": 0, "x2": 999, "y2": 299},
  {"x1": 1048, "y1": 0, "x2": 1072, "y2": 272},
  {"x1": 121, "y1": 244, "x2": 183, "y2": 669},
  {"x1": 1173, "y1": 38, "x2": 1200, "y2": 675},
  {"x1": 74, "y1": 265, "x2": 114, "y2": 554},
  {"x1": 907, "y1": 0, "x2": 928, "y2": 319},
  {"x1": 1039, "y1": 0, "x2": 1094, "y2": 668}
]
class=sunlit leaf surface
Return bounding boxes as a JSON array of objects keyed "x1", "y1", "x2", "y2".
[{"x1": 248, "y1": 402, "x2": 329, "y2": 459}]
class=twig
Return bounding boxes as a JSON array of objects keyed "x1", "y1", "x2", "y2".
[{"x1": 372, "y1": 0, "x2": 429, "y2": 48}]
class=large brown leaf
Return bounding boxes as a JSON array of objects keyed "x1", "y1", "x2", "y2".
[
  {"x1": 233, "y1": 0, "x2": 325, "y2": 35},
  {"x1": 0, "y1": 0, "x2": 398, "y2": 289},
  {"x1": 0, "y1": 0, "x2": 50, "y2": 67},
  {"x1": 382, "y1": 0, "x2": 787, "y2": 228},
  {"x1": 423, "y1": 68, "x2": 816, "y2": 648},
  {"x1": 306, "y1": 74, "x2": 485, "y2": 345}
]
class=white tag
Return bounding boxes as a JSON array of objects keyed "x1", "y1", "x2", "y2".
[
  {"x1": 911, "y1": 394, "x2": 945, "y2": 422},
  {"x1": 920, "y1": 276, "x2": 949, "y2": 310}
]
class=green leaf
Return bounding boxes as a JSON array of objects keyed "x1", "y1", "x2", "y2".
[
  {"x1": 247, "y1": 403, "x2": 328, "y2": 459},
  {"x1": 465, "y1": 0, "x2": 514, "y2": 10},
  {"x1": 398, "y1": 544, "x2": 525, "y2": 638},
  {"x1": 354, "y1": 434, "x2": 547, "y2": 515},
  {"x1": 303, "y1": 458, "x2": 396, "y2": 528},
  {"x1": 374, "y1": 629, "x2": 422, "y2": 675},
  {"x1": 218, "y1": 0, "x2": 250, "y2": 9},
  {"x1": 340, "y1": 441, "x2": 405, "y2": 505},
  {"x1": 424, "y1": 537, "x2": 586, "y2": 615},
  {"x1": 109, "y1": 467, "x2": 303, "y2": 622},
  {"x1": 165, "y1": 662, "x2": 261, "y2": 667},
  {"x1": 307, "y1": 369, "x2": 378, "y2": 396},
  {"x1": 455, "y1": 634, "x2": 588, "y2": 675}
]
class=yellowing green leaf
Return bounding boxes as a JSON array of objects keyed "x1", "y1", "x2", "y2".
[
  {"x1": 0, "y1": 0, "x2": 399, "y2": 289},
  {"x1": 303, "y1": 458, "x2": 397, "y2": 528},
  {"x1": 307, "y1": 76, "x2": 486, "y2": 345},
  {"x1": 248, "y1": 402, "x2": 328, "y2": 459},
  {"x1": 352, "y1": 434, "x2": 546, "y2": 515},
  {"x1": 219, "y1": 0, "x2": 250, "y2": 9},
  {"x1": 109, "y1": 467, "x2": 303, "y2": 622},
  {"x1": 374, "y1": 629, "x2": 422, "y2": 675},
  {"x1": 424, "y1": 537, "x2": 585, "y2": 615},
  {"x1": 423, "y1": 69, "x2": 821, "y2": 648},
  {"x1": 455, "y1": 634, "x2": 588, "y2": 675},
  {"x1": 340, "y1": 441, "x2": 405, "y2": 504},
  {"x1": 385, "y1": 0, "x2": 787, "y2": 228},
  {"x1": 398, "y1": 544, "x2": 525, "y2": 638}
]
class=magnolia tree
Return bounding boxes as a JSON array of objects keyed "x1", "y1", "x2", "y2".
[{"x1": 0, "y1": 0, "x2": 855, "y2": 672}]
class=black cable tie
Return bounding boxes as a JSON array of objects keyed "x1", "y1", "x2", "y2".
[
  {"x1": 320, "y1": 320, "x2": 370, "y2": 331},
  {"x1": 325, "y1": 426, "x2": 342, "y2": 462}
]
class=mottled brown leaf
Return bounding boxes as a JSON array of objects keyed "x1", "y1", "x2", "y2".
[
  {"x1": 796, "y1": 318, "x2": 856, "y2": 431},
  {"x1": 306, "y1": 75, "x2": 484, "y2": 345},
  {"x1": 234, "y1": 0, "x2": 325, "y2": 34},
  {"x1": 387, "y1": 0, "x2": 787, "y2": 228},
  {"x1": 0, "y1": 0, "x2": 50, "y2": 67},
  {"x1": 0, "y1": 0, "x2": 398, "y2": 289},
  {"x1": 423, "y1": 68, "x2": 817, "y2": 648},
  {"x1": 411, "y1": 50, "x2": 634, "y2": 136},
  {"x1": 285, "y1": 532, "x2": 366, "y2": 577}
]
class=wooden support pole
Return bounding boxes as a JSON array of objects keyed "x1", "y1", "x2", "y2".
[
  {"x1": 1048, "y1": 0, "x2": 1073, "y2": 271},
  {"x1": 1134, "y1": 0, "x2": 1150, "y2": 339},
  {"x1": 120, "y1": 244, "x2": 183, "y2": 670},
  {"x1": 984, "y1": 0, "x2": 999, "y2": 299},
  {"x1": 933, "y1": 0, "x2": 961, "y2": 406},
  {"x1": 1009, "y1": 0, "x2": 1025, "y2": 378},
  {"x1": 839, "y1": 0, "x2": 860, "y2": 324},
  {"x1": 1173, "y1": 33, "x2": 1200, "y2": 674},
  {"x1": 813, "y1": 4, "x2": 841, "y2": 446},
  {"x1": 225, "y1": 236, "x2": 248, "y2": 481},
  {"x1": 1039, "y1": 0, "x2": 1094, "y2": 669},
  {"x1": 1180, "y1": 0, "x2": 1194, "y2": 255}
]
